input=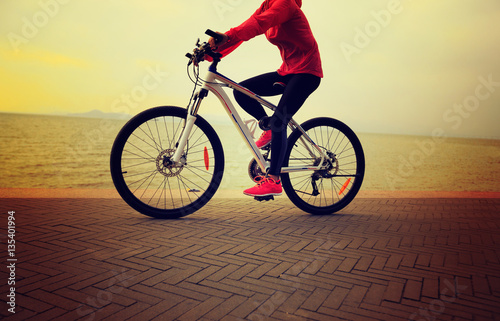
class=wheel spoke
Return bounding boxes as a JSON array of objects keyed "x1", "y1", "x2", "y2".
[
  {"x1": 110, "y1": 107, "x2": 224, "y2": 218},
  {"x1": 282, "y1": 118, "x2": 365, "y2": 215}
]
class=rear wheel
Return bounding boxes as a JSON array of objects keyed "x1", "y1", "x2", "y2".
[
  {"x1": 110, "y1": 106, "x2": 224, "y2": 218},
  {"x1": 281, "y1": 117, "x2": 365, "y2": 215}
]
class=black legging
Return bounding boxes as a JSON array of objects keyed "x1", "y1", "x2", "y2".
[{"x1": 234, "y1": 72, "x2": 321, "y2": 176}]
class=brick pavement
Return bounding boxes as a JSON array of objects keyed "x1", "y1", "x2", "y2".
[{"x1": 0, "y1": 196, "x2": 499, "y2": 320}]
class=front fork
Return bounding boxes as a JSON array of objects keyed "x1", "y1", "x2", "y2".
[{"x1": 170, "y1": 88, "x2": 208, "y2": 164}]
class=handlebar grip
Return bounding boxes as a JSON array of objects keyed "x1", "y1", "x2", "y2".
[{"x1": 205, "y1": 29, "x2": 223, "y2": 44}]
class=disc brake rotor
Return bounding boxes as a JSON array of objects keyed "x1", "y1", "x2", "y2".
[
  {"x1": 156, "y1": 149, "x2": 185, "y2": 177},
  {"x1": 314, "y1": 151, "x2": 339, "y2": 178}
]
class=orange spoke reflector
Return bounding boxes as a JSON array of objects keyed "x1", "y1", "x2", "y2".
[
  {"x1": 204, "y1": 146, "x2": 209, "y2": 170},
  {"x1": 339, "y1": 178, "x2": 351, "y2": 195}
]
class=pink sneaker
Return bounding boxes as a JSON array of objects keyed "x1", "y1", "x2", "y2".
[
  {"x1": 243, "y1": 176, "x2": 282, "y2": 197},
  {"x1": 255, "y1": 130, "x2": 272, "y2": 149}
]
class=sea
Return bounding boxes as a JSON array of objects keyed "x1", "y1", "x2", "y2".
[{"x1": 0, "y1": 112, "x2": 499, "y2": 192}]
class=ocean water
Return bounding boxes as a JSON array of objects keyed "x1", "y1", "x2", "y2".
[{"x1": 0, "y1": 112, "x2": 499, "y2": 192}]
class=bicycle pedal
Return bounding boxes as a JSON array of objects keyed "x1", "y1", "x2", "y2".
[{"x1": 254, "y1": 195, "x2": 274, "y2": 202}]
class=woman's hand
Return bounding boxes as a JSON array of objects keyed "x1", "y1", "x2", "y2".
[{"x1": 208, "y1": 32, "x2": 229, "y2": 50}]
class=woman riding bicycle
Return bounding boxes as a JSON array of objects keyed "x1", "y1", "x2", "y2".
[{"x1": 209, "y1": 0, "x2": 323, "y2": 198}]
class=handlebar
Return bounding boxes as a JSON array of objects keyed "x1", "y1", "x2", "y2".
[
  {"x1": 205, "y1": 29, "x2": 224, "y2": 44},
  {"x1": 185, "y1": 29, "x2": 223, "y2": 67}
]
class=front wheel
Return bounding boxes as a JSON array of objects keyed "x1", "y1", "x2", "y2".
[
  {"x1": 110, "y1": 106, "x2": 224, "y2": 218},
  {"x1": 281, "y1": 117, "x2": 365, "y2": 215}
]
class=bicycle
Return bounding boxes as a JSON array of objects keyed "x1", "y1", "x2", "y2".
[{"x1": 110, "y1": 30, "x2": 365, "y2": 219}]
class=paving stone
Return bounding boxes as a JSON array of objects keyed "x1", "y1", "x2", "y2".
[{"x1": 0, "y1": 197, "x2": 499, "y2": 320}]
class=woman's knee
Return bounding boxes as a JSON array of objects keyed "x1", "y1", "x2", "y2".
[{"x1": 269, "y1": 110, "x2": 289, "y2": 132}]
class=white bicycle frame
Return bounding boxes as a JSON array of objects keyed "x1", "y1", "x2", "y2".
[{"x1": 172, "y1": 65, "x2": 328, "y2": 174}]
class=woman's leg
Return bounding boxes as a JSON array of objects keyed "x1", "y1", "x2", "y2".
[
  {"x1": 268, "y1": 74, "x2": 321, "y2": 177},
  {"x1": 240, "y1": 73, "x2": 320, "y2": 197},
  {"x1": 233, "y1": 72, "x2": 284, "y2": 121}
]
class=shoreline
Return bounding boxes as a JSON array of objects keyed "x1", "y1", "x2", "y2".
[{"x1": 1, "y1": 188, "x2": 499, "y2": 199}]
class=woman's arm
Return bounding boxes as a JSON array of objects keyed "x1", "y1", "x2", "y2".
[
  {"x1": 209, "y1": 0, "x2": 299, "y2": 57},
  {"x1": 227, "y1": 0, "x2": 297, "y2": 43}
]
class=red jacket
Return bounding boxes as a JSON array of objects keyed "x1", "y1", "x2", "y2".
[{"x1": 217, "y1": 0, "x2": 323, "y2": 78}]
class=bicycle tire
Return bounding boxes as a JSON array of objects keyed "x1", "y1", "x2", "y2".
[
  {"x1": 110, "y1": 106, "x2": 224, "y2": 218},
  {"x1": 281, "y1": 117, "x2": 365, "y2": 215}
]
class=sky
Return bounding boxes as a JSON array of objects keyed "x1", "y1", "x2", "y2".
[{"x1": 1, "y1": 0, "x2": 500, "y2": 138}]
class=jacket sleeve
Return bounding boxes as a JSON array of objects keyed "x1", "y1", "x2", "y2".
[{"x1": 216, "y1": 0, "x2": 298, "y2": 58}]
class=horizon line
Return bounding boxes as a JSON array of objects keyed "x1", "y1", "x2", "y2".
[{"x1": 1, "y1": 110, "x2": 499, "y2": 140}]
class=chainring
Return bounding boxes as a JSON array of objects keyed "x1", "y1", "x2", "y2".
[{"x1": 248, "y1": 159, "x2": 266, "y2": 182}]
